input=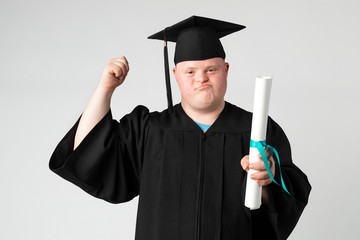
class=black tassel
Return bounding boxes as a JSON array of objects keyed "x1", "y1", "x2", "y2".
[{"x1": 163, "y1": 29, "x2": 173, "y2": 112}]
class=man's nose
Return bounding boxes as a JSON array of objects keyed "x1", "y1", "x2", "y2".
[{"x1": 197, "y1": 71, "x2": 209, "y2": 83}]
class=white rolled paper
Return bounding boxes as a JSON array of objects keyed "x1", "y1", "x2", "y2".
[{"x1": 244, "y1": 76, "x2": 273, "y2": 210}]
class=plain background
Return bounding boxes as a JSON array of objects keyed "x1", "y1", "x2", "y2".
[{"x1": 1, "y1": 0, "x2": 359, "y2": 239}]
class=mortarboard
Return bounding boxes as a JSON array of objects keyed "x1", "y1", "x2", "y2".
[{"x1": 148, "y1": 16, "x2": 246, "y2": 111}]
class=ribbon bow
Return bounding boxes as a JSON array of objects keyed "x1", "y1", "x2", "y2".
[{"x1": 250, "y1": 140, "x2": 290, "y2": 195}]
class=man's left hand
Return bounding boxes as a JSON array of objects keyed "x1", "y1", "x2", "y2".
[{"x1": 240, "y1": 149, "x2": 275, "y2": 186}]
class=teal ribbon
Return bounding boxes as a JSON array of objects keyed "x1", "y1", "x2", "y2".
[{"x1": 250, "y1": 140, "x2": 290, "y2": 195}]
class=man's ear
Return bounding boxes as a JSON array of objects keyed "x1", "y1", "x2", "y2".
[
  {"x1": 173, "y1": 66, "x2": 178, "y2": 82},
  {"x1": 225, "y1": 62, "x2": 230, "y2": 73}
]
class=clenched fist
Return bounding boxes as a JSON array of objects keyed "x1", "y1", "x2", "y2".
[
  {"x1": 99, "y1": 56, "x2": 129, "y2": 92},
  {"x1": 240, "y1": 149, "x2": 275, "y2": 186}
]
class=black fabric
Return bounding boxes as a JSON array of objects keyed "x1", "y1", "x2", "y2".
[
  {"x1": 148, "y1": 15, "x2": 245, "y2": 64},
  {"x1": 174, "y1": 27, "x2": 225, "y2": 64},
  {"x1": 148, "y1": 15, "x2": 246, "y2": 42},
  {"x1": 49, "y1": 102, "x2": 311, "y2": 240}
]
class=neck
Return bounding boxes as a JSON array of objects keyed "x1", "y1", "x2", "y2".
[{"x1": 181, "y1": 100, "x2": 225, "y2": 125}]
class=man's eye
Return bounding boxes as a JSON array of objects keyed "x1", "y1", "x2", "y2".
[{"x1": 187, "y1": 71, "x2": 194, "y2": 75}]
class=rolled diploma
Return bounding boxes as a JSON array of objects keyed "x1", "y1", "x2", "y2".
[{"x1": 244, "y1": 76, "x2": 272, "y2": 210}]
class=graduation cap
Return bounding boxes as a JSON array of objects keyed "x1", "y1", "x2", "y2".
[{"x1": 148, "y1": 15, "x2": 246, "y2": 111}]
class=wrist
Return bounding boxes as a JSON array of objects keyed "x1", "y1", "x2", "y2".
[{"x1": 95, "y1": 84, "x2": 116, "y2": 98}]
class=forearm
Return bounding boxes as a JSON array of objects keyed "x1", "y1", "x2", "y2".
[
  {"x1": 73, "y1": 56, "x2": 129, "y2": 150},
  {"x1": 261, "y1": 186, "x2": 270, "y2": 206},
  {"x1": 74, "y1": 86, "x2": 114, "y2": 150}
]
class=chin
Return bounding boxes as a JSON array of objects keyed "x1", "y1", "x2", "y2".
[
  {"x1": 182, "y1": 94, "x2": 224, "y2": 112},
  {"x1": 194, "y1": 99, "x2": 223, "y2": 111}
]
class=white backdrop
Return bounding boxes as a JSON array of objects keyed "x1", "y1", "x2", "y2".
[{"x1": 1, "y1": 0, "x2": 359, "y2": 239}]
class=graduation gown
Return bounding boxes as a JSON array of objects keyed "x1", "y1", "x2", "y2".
[{"x1": 49, "y1": 102, "x2": 311, "y2": 240}]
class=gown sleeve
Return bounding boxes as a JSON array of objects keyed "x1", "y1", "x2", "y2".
[
  {"x1": 49, "y1": 106, "x2": 149, "y2": 204},
  {"x1": 250, "y1": 117, "x2": 312, "y2": 240}
]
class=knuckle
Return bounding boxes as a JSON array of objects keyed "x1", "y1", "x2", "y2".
[{"x1": 257, "y1": 180, "x2": 264, "y2": 186}]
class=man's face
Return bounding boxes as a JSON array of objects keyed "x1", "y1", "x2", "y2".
[{"x1": 173, "y1": 57, "x2": 229, "y2": 112}]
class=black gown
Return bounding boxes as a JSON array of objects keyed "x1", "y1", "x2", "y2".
[{"x1": 49, "y1": 102, "x2": 311, "y2": 240}]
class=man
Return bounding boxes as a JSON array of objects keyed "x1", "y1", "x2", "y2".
[{"x1": 49, "y1": 16, "x2": 311, "y2": 240}]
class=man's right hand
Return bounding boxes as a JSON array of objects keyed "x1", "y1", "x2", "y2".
[
  {"x1": 74, "y1": 56, "x2": 129, "y2": 150},
  {"x1": 98, "y1": 56, "x2": 130, "y2": 93}
]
